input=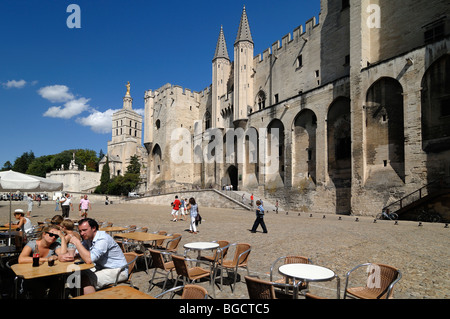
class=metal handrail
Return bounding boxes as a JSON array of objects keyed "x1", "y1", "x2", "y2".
[{"x1": 383, "y1": 176, "x2": 450, "y2": 213}]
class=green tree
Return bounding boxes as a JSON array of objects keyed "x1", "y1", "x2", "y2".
[
  {"x1": 75, "y1": 149, "x2": 99, "y2": 172},
  {"x1": 1, "y1": 161, "x2": 12, "y2": 171},
  {"x1": 127, "y1": 155, "x2": 141, "y2": 175},
  {"x1": 26, "y1": 155, "x2": 54, "y2": 177},
  {"x1": 95, "y1": 157, "x2": 111, "y2": 194},
  {"x1": 13, "y1": 151, "x2": 35, "y2": 173},
  {"x1": 107, "y1": 173, "x2": 140, "y2": 196}
]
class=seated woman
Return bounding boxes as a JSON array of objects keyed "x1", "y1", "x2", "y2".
[
  {"x1": 18, "y1": 225, "x2": 69, "y2": 264},
  {"x1": 4, "y1": 209, "x2": 32, "y2": 235},
  {"x1": 17, "y1": 225, "x2": 70, "y2": 298}
]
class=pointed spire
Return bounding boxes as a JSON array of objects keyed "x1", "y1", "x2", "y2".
[
  {"x1": 235, "y1": 6, "x2": 253, "y2": 45},
  {"x1": 213, "y1": 25, "x2": 230, "y2": 61}
]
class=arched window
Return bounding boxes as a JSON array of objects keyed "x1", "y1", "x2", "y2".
[
  {"x1": 257, "y1": 91, "x2": 266, "y2": 110},
  {"x1": 204, "y1": 111, "x2": 211, "y2": 130}
]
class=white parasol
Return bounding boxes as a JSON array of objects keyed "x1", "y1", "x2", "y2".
[{"x1": 0, "y1": 170, "x2": 63, "y2": 246}]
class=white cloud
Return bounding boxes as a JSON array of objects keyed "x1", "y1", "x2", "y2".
[
  {"x1": 3, "y1": 79, "x2": 27, "y2": 89},
  {"x1": 76, "y1": 109, "x2": 118, "y2": 134},
  {"x1": 38, "y1": 85, "x2": 74, "y2": 103},
  {"x1": 43, "y1": 97, "x2": 91, "y2": 119}
]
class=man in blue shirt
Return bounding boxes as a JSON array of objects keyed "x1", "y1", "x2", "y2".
[
  {"x1": 68, "y1": 218, "x2": 128, "y2": 295},
  {"x1": 250, "y1": 200, "x2": 268, "y2": 233}
]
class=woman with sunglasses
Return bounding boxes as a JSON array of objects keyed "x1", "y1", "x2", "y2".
[
  {"x1": 17, "y1": 225, "x2": 68, "y2": 298},
  {"x1": 18, "y1": 225, "x2": 68, "y2": 264}
]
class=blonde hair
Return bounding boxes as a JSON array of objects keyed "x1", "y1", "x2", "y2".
[
  {"x1": 61, "y1": 219, "x2": 75, "y2": 231},
  {"x1": 38, "y1": 225, "x2": 59, "y2": 240}
]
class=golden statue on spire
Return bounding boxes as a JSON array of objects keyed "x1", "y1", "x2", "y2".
[{"x1": 126, "y1": 81, "x2": 131, "y2": 96}]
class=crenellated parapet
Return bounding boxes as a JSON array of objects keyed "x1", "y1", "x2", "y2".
[{"x1": 253, "y1": 15, "x2": 319, "y2": 64}]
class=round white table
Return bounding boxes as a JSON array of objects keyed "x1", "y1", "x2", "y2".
[
  {"x1": 184, "y1": 242, "x2": 220, "y2": 261},
  {"x1": 278, "y1": 263, "x2": 340, "y2": 298},
  {"x1": 184, "y1": 242, "x2": 220, "y2": 251}
]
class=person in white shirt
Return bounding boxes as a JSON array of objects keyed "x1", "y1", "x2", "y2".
[
  {"x1": 4, "y1": 209, "x2": 32, "y2": 234},
  {"x1": 60, "y1": 193, "x2": 73, "y2": 218}
]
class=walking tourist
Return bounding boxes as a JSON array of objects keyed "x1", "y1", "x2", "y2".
[
  {"x1": 55, "y1": 197, "x2": 60, "y2": 211},
  {"x1": 186, "y1": 197, "x2": 200, "y2": 234},
  {"x1": 60, "y1": 193, "x2": 73, "y2": 218},
  {"x1": 250, "y1": 200, "x2": 268, "y2": 233},
  {"x1": 26, "y1": 194, "x2": 33, "y2": 217},
  {"x1": 79, "y1": 194, "x2": 92, "y2": 218},
  {"x1": 179, "y1": 197, "x2": 186, "y2": 221},
  {"x1": 171, "y1": 195, "x2": 181, "y2": 222}
]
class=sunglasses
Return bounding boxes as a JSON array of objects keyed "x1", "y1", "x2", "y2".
[{"x1": 46, "y1": 232, "x2": 60, "y2": 239}]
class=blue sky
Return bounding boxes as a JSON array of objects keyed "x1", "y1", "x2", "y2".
[{"x1": 0, "y1": 0, "x2": 320, "y2": 167}]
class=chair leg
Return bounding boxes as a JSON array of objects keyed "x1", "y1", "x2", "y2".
[{"x1": 148, "y1": 269, "x2": 157, "y2": 292}]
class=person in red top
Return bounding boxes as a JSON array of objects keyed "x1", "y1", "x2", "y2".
[
  {"x1": 171, "y1": 196, "x2": 181, "y2": 222},
  {"x1": 250, "y1": 193, "x2": 254, "y2": 207}
]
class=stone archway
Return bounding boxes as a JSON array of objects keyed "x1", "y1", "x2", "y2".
[{"x1": 226, "y1": 165, "x2": 238, "y2": 191}]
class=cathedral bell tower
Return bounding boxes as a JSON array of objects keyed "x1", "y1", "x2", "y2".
[
  {"x1": 233, "y1": 6, "x2": 254, "y2": 125},
  {"x1": 107, "y1": 81, "x2": 143, "y2": 176}
]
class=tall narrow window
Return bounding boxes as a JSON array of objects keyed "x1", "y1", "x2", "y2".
[
  {"x1": 257, "y1": 91, "x2": 266, "y2": 110},
  {"x1": 297, "y1": 55, "x2": 303, "y2": 68}
]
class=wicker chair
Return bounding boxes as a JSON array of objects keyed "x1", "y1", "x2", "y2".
[
  {"x1": 156, "y1": 284, "x2": 208, "y2": 299},
  {"x1": 147, "y1": 249, "x2": 175, "y2": 292},
  {"x1": 245, "y1": 276, "x2": 277, "y2": 299},
  {"x1": 199, "y1": 240, "x2": 230, "y2": 264},
  {"x1": 160, "y1": 233, "x2": 182, "y2": 254},
  {"x1": 270, "y1": 255, "x2": 312, "y2": 295},
  {"x1": 343, "y1": 263, "x2": 402, "y2": 299},
  {"x1": 171, "y1": 254, "x2": 215, "y2": 297},
  {"x1": 112, "y1": 252, "x2": 139, "y2": 287},
  {"x1": 215, "y1": 243, "x2": 251, "y2": 293},
  {"x1": 150, "y1": 230, "x2": 168, "y2": 249}
]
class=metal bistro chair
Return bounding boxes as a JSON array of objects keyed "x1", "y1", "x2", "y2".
[
  {"x1": 245, "y1": 276, "x2": 277, "y2": 299},
  {"x1": 159, "y1": 233, "x2": 182, "y2": 254},
  {"x1": 171, "y1": 254, "x2": 215, "y2": 298},
  {"x1": 112, "y1": 252, "x2": 139, "y2": 288},
  {"x1": 215, "y1": 243, "x2": 251, "y2": 293},
  {"x1": 245, "y1": 276, "x2": 297, "y2": 300},
  {"x1": 343, "y1": 263, "x2": 402, "y2": 299},
  {"x1": 5, "y1": 257, "x2": 27, "y2": 299},
  {"x1": 147, "y1": 249, "x2": 175, "y2": 292},
  {"x1": 270, "y1": 255, "x2": 312, "y2": 296},
  {"x1": 156, "y1": 284, "x2": 208, "y2": 299},
  {"x1": 199, "y1": 240, "x2": 230, "y2": 264}
]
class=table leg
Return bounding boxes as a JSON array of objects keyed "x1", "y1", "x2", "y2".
[{"x1": 335, "y1": 275, "x2": 340, "y2": 299}]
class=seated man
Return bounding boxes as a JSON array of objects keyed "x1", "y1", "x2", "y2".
[{"x1": 68, "y1": 218, "x2": 128, "y2": 295}]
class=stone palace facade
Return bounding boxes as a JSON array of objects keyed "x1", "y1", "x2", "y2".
[{"x1": 105, "y1": 0, "x2": 450, "y2": 216}]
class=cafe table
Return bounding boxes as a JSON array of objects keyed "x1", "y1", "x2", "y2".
[
  {"x1": 0, "y1": 225, "x2": 19, "y2": 231},
  {"x1": 99, "y1": 226, "x2": 127, "y2": 235},
  {"x1": 72, "y1": 285, "x2": 156, "y2": 299},
  {"x1": 11, "y1": 260, "x2": 94, "y2": 298},
  {"x1": 184, "y1": 242, "x2": 220, "y2": 259},
  {"x1": 278, "y1": 263, "x2": 340, "y2": 299},
  {"x1": 114, "y1": 232, "x2": 172, "y2": 272}
]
